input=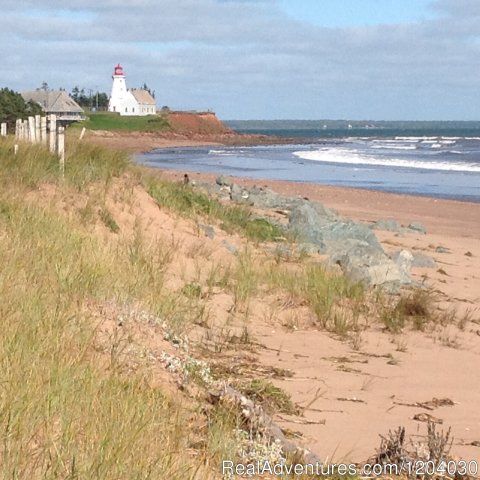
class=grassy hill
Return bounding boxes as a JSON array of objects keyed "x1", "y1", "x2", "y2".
[{"x1": 76, "y1": 111, "x2": 171, "y2": 132}]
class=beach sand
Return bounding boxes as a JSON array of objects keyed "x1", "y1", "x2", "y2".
[{"x1": 148, "y1": 168, "x2": 480, "y2": 463}]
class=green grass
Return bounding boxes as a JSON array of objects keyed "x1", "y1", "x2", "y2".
[
  {"x1": 146, "y1": 178, "x2": 285, "y2": 242},
  {"x1": 266, "y1": 262, "x2": 365, "y2": 334},
  {"x1": 99, "y1": 207, "x2": 120, "y2": 233},
  {"x1": 0, "y1": 137, "x2": 129, "y2": 190},
  {"x1": 0, "y1": 195, "x2": 207, "y2": 478},
  {"x1": 76, "y1": 112, "x2": 171, "y2": 132},
  {"x1": 0, "y1": 139, "x2": 216, "y2": 478},
  {"x1": 237, "y1": 379, "x2": 297, "y2": 415}
]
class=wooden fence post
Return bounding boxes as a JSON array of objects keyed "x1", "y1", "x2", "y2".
[
  {"x1": 58, "y1": 126, "x2": 65, "y2": 175},
  {"x1": 49, "y1": 115, "x2": 57, "y2": 153},
  {"x1": 41, "y1": 116, "x2": 47, "y2": 145},
  {"x1": 15, "y1": 119, "x2": 21, "y2": 139},
  {"x1": 0, "y1": 123, "x2": 6, "y2": 136},
  {"x1": 28, "y1": 116, "x2": 35, "y2": 143},
  {"x1": 24, "y1": 120, "x2": 29, "y2": 141},
  {"x1": 35, "y1": 115, "x2": 41, "y2": 143}
]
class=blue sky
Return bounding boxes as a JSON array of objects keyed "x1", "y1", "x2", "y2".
[
  {"x1": 1, "y1": 0, "x2": 479, "y2": 120},
  {"x1": 279, "y1": 0, "x2": 434, "y2": 27}
]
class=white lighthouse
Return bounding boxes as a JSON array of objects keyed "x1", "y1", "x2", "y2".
[{"x1": 108, "y1": 64, "x2": 148, "y2": 116}]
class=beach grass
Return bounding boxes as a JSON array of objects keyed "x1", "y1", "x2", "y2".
[
  {"x1": 146, "y1": 177, "x2": 285, "y2": 242},
  {"x1": 0, "y1": 137, "x2": 129, "y2": 190},
  {"x1": 0, "y1": 139, "x2": 216, "y2": 478},
  {"x1": 0, "y1": 196, "x2": 208, "y2": 478}
]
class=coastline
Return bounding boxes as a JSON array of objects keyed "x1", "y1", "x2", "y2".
[
  {"x1": 147, "y1": 167, "x2": 480, "y2": 317},
  {"x1": 87, "y1": 130, "x2": 480, "y2": 309},
  {"x1": 150, "y1": 168, "x2": 480, "y2": 238},
  {"x1": 145, "y1": 166, "x2": 480, "y2": 463},
  {"x1": 83, "y1": 129, "x2": 294, "y2": 153}
]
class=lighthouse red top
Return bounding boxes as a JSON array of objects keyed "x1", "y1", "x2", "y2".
[{"x1": 113, "y1": 64, "x2": 124, "y2": 76}]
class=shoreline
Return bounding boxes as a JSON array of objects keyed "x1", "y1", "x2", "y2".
[
  {"x1": 145, "y1": 166, "x2": 480, "y2": 323},
  {"x1": 83, "y1": 129, "x2": 295, "y2": 153},
  {"x1": 147, "y1": 167, "x2": 480, "y2": 238}
]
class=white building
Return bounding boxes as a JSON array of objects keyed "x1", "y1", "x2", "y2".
[{"x1": 108, "y1": 64, "x2": 156, "y2": 116}]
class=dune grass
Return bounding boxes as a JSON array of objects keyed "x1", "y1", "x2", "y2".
[
  {"x1": 146, "y1": 178, "x2": 285, "y2": 242},
  {"x1": 0, "y1": 137, "x2": 129, "y2": 190},
  {"x1": 0, "y1": 139, "x2": 218, "y2": 478},
  {"x1": 0, "y1": 195, "x2": 210, "y2": 478}
]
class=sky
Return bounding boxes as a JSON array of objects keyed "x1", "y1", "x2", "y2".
[{"x1": 1, "y1": 0, "x2": 479, "y2": 120}]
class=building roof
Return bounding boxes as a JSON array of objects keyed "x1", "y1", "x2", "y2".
[
  {"x1": 21, "y1": 90, "x2": 84, "y2": 114},
  {"x1": 130, "y1": 89, "x2": 156, "y2": 105}
]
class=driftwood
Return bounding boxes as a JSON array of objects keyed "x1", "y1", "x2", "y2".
[
  {"x1": 394, "y1": 397, "x2": 454, "y2": 411},
  {"x1": 209, "y1": 383, "x2": 322, "y2": 465}
]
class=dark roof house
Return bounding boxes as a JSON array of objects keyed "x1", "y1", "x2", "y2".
[{"x1": 22, "y1": 90, "x2": 85, "y2": 122}]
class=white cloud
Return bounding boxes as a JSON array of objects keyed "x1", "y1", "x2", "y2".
[{"x1": 1, "y1": 0, "x2": 480, "y2": 119}]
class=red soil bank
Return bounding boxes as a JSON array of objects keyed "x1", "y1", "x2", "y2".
[{"x1": 166, "y1": 111, "x2": 232, "y2": 135}]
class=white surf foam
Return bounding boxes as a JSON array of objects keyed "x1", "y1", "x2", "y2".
[
  {"x1": 371, "y1": 145, "x2": 416, "y2": 150},
  {"x1": 292, "y1": 148, "x2": 480, "y2": 173}
]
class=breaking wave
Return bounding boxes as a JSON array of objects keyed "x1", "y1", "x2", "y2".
[{"x1": 292, "y1": 148, "x2": 480, "y2": 172}]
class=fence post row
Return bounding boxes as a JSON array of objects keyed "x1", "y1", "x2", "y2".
[{"x1": 6, "y1": 114, "x2": 65, "y2": 167}]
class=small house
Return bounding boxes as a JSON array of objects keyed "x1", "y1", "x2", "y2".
[{"x1": 22, "y1": 90, "x2": 85, "y2": 122}]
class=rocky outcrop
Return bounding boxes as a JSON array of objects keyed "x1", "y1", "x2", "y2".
[
  {"x1": 197, "y1": 178, "x2": 415, "y2": 290},
  {"x1": 288, "y1": 203, "x2": 411, "y2": 289}
]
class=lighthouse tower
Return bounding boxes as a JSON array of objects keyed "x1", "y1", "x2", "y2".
[{"x1": 108, "y1": 64, "x2": 138, "y2": 115}]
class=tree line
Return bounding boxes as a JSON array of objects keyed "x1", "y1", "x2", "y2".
[{"x1": 0, "y1": 88, "x2": 43, "y2": 130}]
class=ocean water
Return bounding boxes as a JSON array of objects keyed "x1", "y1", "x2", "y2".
[{"x1": 137, "y1": 125, "x2": 480, "y2": 202}]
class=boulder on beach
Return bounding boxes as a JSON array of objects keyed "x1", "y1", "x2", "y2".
[
  {"x1": 288, "y1": 202, "x2": 411, "y2": 288},
  {"x1": 331, "y1": 242, "x2": 412, "y2": 289},
  {"x1": 371, "y1": 218, "x2": 402, "y2": 232}
]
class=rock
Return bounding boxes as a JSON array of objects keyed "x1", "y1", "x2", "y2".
[
  {"x1": 435, "y1": 246, "x2": 450, "y2": 254},
  {"x1": 391, "y1": 249, "x2": 414, "y2": 273},
  {"x1": 407, "y1": 222, "x2": 427, "y2": 234},
  {"x1": 412, "y1": 253, "x2": 437, "y2": 268},
  {"x1": 323, "y1": 220, "x2": 382, "y2": 250},
  {"x1": 222, "y1": 240, "x2": 238, "y2": 255},
  {"x1": 332, "y1": 242, "x2": 412, "y2": 289},
  {"x1": 195, "y1": 181, "x2": 222, "y2": 195},
  {"x1": 216, "y1": 175, "x2": 233, "y2": 187},
  {"x1": 199, "y1": 224, "x2": 215, "y2": 239},
  {"x1": 288, "y1": 203, "x2": 331, "y2": 250},
  {"x1": 298, "y1": 243, "x2": 322, "y2": 255},
  {"x1": 230, "y1": 183, "x2": 251, "y2": 204},
  {"x1": 372, "y1": 218, "x2": 402, "y2": 232},
  {"x1": 288, "y1": 203, "x2": 410, "y2": 288}
]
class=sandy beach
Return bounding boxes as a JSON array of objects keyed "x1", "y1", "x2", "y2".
[
  {"x1": 89, "y1": 131, "x2": 480, "y2": 463},
  {"x1": 151, "y1": 168, "x2": 480, "y2": 463}
]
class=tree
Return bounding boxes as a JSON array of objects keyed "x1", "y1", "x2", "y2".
[
  {"x1": 141, "y1": 82, "x2": 155, "y2": 98},
  {"x1": 71, "y1": 86, "x2": 81, "y2": 103},
  {"x1": 96, "y1": 92, "x2": 109, "y2": 108},
  {"x1": 0, "y1": 88, "x2": 43, "y2": 132}
]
